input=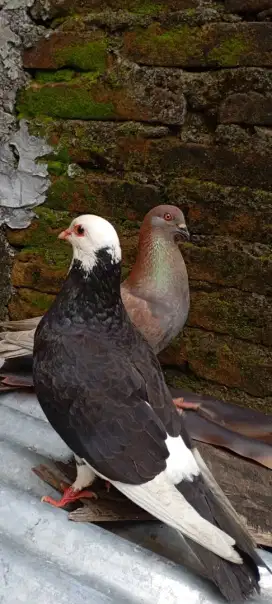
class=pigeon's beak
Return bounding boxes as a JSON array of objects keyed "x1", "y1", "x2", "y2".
[
  {"x1": 58, "y1": 228, "x2": 72, "y2": 240},
  {"x1": 176, "y1": 224, "x2": 190, "y2": 242}
]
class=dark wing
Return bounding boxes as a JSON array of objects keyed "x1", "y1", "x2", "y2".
[{"x1": 34, "y1": 325, "x2": 181, "y2": 485}]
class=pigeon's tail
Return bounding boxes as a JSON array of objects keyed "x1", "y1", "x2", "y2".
[
  {"x1": 171, "y1": 385, "x2": 272, "y2": 442},
  {"x1": 177, "y1": 470, "x2": 263, "y2": 601},
  {"x1": 0, "y1": 316, "x2": 39, "y2": 359},
  {"x1": 187, "y1": 413, "x2": 272, "y2": 470},
  {"x1": 0, "y1": 317, "x2": 41, "y2": 331},
  {"x1": 0, "y1": 355, "x2": 34, "y2": 391}
]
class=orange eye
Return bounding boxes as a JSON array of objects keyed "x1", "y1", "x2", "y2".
[
  {"x1": 164, "y1": 212, "x2": 172, "y2": 221},
  {"x1": 74, "y1": 224, "x2": 85, "y2": 236}
]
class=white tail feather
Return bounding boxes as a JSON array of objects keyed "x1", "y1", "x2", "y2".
[{"x1": 84, "y1": 459, "x2": 242, "y2": 564}]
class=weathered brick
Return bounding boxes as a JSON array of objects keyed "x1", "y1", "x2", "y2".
[
  {"x1": 123, "y1": 23, "x2": 272, "y2": 68},
  {"x1": 224, "y1": 0, "x2": 271, "y2": 12},
  {"x1": 23, "y1": 31, "x2": 108, "y2": 71},
  {"x1": 29, "y1": 120, "x2": 272, "y2": 191},
  {"x1": 168, "y1": 178, "x2": 272, "y2": 244},
  {"x1": 8, "y1": 288, "x2": 55, "y2": 320},
  {"x1": 45, "y1": 173, "x2": 162, "y2": 216},
  {"x1": 11, "y1": 256, "x2": 67, "y2": 294},
  {"x1": 160, "y1": 142, "x2": 272, "y2": 191},
  {"x1": 188, "y1": 286, "x2": 272, "y2": 346},
  {"x1": 165, "y1": 327, "x2": 272, "y2": 397},
  {"x1": 180, "y1": 237, "x2": 272, "y2": 296},
  {"x1": 183, "y1": 68, "x2": 272, "y2": 117},
  {"x1": 219, "y1": 92, "x2": 272, "y2": 125},
  {"x1": 30, "y1": 0, "x2": 198, "y2": 21},
  {"x1": 18, "y1": 63, "x2": 187, "y2": 125}
]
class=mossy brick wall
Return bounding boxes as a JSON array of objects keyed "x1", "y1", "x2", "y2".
[{"x1": 8, "y1": 0, "x2": 272, "y2": 411}]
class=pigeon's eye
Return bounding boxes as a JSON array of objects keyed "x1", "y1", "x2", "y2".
[
  {"x1": 164, "y1": 212, "x2": 172, "y2": 221},
  {"x1": 74, "y1": 224, "x2": 85, "y2": 236}
]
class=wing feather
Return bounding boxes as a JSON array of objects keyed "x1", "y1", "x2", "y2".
[{"x1": 84, "y1": 459, "x2": 241, "y2": 564}]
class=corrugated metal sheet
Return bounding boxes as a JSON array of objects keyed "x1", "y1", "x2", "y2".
[{"x1": 0, "y1": 388, "x2": 271, "y2": 604}]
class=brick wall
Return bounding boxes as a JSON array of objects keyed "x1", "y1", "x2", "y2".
[{"x1": 7, "y1": 0, "x2": 272, "y2": 411}]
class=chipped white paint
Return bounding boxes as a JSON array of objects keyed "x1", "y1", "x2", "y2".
[{"x1": 0, "y1": 120, "x2": 52, "y2": 228}]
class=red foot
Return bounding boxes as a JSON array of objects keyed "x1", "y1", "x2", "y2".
[
  {"x1": 173, "y1": 397, "x2": 200, "y2": 412},
  {"x1": 105, "y1": 481, "x2": 111, "y2": 493},
  {"x1": 41, "y1": 485, "x2": 98, "y2": 508}
]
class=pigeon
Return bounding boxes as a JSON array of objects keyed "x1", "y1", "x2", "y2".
[
  {"x1": 32, "y1": 213, "x2": 265, "y2": 602},
  {"x1": 1, "y1": 205, "x2": 271, "y2": 468}
]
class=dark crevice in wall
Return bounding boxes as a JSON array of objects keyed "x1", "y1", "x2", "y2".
[{"x1": 26, "y1": 7, "x2": 52, "y2": 28}]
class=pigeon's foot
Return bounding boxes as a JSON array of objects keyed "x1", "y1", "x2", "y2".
[
  {"x1": 41, "y1": 485, "x2": 98, "y2": 508},
  {"x1": 105, "y1": 480, "x2": 111, "y2": 493},
  {"x1": 173, "y1": 397, "x2": 200, "y2": 413}
]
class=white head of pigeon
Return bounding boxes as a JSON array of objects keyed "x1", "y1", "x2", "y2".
[{"x1": 58, "y1": 214, "x2": 122, "y2": 274}]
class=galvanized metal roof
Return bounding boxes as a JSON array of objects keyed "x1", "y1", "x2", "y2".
[{"x1": 0, "y1": 387, "x2": 272, "y2": 604}]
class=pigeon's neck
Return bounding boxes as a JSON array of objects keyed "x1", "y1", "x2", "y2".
[
  {"x1": 126, "y1": 228, "x2": 186, "y2": 295},
  {"x1": 56, "y1": 249, "x2": 124, "y2": 323}
]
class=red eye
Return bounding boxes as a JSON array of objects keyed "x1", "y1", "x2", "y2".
[
  {"x1": 74, "y1": 224, "x2": 85, "y2": 236},
  {"x1": 164, "y1": 212, "x2": 172, "y2": 221}
]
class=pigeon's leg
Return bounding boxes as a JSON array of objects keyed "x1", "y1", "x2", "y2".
[
  {"x1": 105, "y1": 480, "x2": 111, "y2": 493},
  {"x1": 42, "y1": 457, "x2": 98, "y2": 508},
  {"x1": 173, "y1": 397, "x2": 200, "y2": 413}
]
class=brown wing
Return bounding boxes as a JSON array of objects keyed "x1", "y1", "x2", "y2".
[
  {"x1": 171, "y1": 387, "x2": 272, "y2": 444},
  {"x1": 184, "y1": 412, "x2": 272, "y2": 470},
  {"x1": 121, "y1": 286, "x2": 174, "y2": 354}
]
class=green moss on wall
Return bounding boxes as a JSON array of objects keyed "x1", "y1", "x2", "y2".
[
  {"x1": 18, "y1": 289, "x2": 55, "y2": 312},
  {"x1": 125, "y1": 24, "x2": 257, "y2": 67},
  {"x1": 35, "y1": 69, "x2": 76, "y2": 83},
  {"x1": 46, "y1": 175, "x2": 97, "y2": 212},
  {"x1": 132, "y1": 1, "x2": 166, "y2": 15},
  {"x1": 17, "y1": 83, "x2": 114, "y2": 120},
  {"x1": 208, "y1": 34, "x2": 250, "y2": 67},
  {"x1": 47, "y1": 161, "x2": 67, "y2": 176},
  {"x1": 54, "y1": 38, "x2": 108, "y2": 72},
  {"x1": 130, "y1": 24, "x2": 205, "y2": 64},
  {"x1": 13, "y1": 207, "x2": 72, "y2": 270}
]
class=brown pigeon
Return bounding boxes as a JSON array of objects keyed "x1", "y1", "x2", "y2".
[{"x1": 32, "y1": 213, "x2": 265, "y2": 602}]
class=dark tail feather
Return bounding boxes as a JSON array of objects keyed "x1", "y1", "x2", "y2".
[
  {"x1": 170, "y1": 386, "x2": 272, "y2": 443},
  {"x1": 0, "y1": 355, "x2": 34, "y2": 391},
  {"x1": 184, "y1": 412, "x2": 272, "y2": 470},
  {"x1": 177, "y1": 473, "x2": 262, "y2": 601}
]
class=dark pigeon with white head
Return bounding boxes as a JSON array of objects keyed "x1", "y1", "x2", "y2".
[{"x1": 33, "y1": 213, "x2": 264, "y2": 602}]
